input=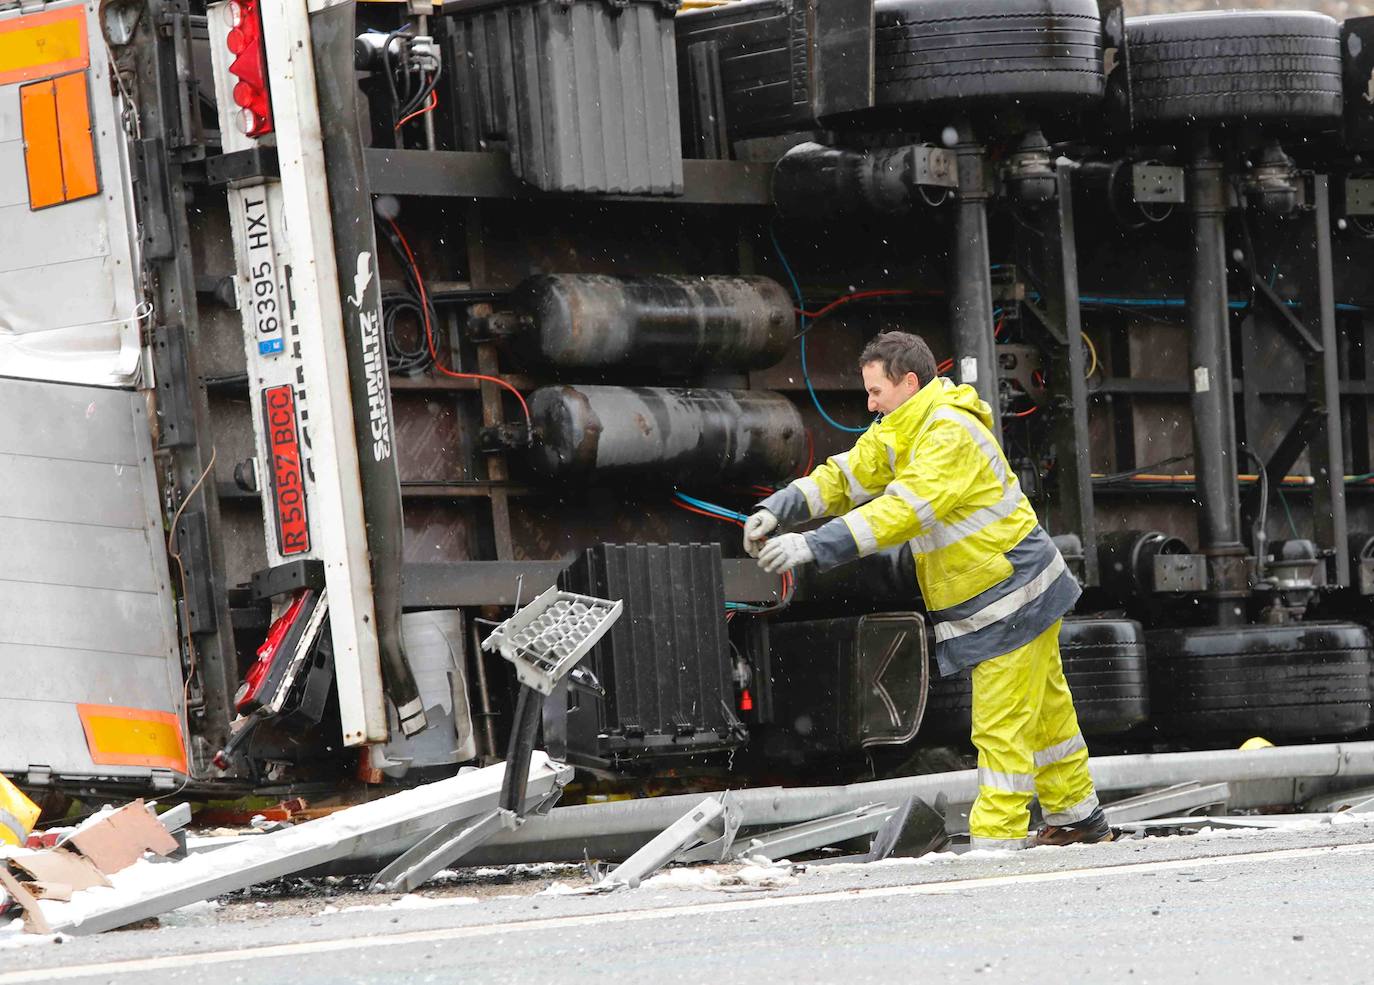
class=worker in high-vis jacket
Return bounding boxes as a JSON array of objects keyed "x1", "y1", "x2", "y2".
[{"x1": 747, "y1": 331, "x2": 1112, "y2": 849}]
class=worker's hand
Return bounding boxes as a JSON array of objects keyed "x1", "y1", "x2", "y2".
[
  {"x1": 757, "y1": 533, "x2": 814, "y2": 574},
  {"x1": 743, "y1": 509, "x2": 778, "y2": 558}
]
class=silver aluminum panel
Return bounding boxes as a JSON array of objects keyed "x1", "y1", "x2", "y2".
[{"x1": 0, "y1": 378, "x2": 183, "y2": 784}]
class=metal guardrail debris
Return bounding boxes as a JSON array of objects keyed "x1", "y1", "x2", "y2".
[
  {"x1": 451, "y1": 741, "x2": 1374, "y2": 864},
  {"x1": 1101, "y1": 782, "x2": 1231, "y2": 824},
  {"x1": 594, "y1": 797, "x2": 728, "y2": 891},
  {"x1": 15, "y1": 740, "x2": 1374, "y2": 934},
  {"x1": 363, "y1": 585, "x2": 623, "y2": 893},
  {"x1": 43, "y1": 755, "x2": 573, "y2": 936}
]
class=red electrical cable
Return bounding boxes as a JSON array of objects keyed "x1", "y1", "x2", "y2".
[
  {"x1": 802, "y1": 427, "x2": 815, "y2": 475},
  {"x1": 1009, "y1": 404, "x2": 1039, "y2": 418},
  {"x1": 795, "y1": 289, "x2": 930, "y2": 320},
  {"x1": 385, "y1": 218, "x2": 532, "y2": 429},
  {"x1": 394, "y1": 89, "x2": 438, "y2": 131}
]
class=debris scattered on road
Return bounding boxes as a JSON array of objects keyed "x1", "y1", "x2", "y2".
[
  {"x1": 21, "y1": 754, "x2": 570, "y2": 936},
  {"x1": 0, "y1": 869, "x2": 51, "y2": 934},
  {"x1": 11, "y1": 848, "x2": 110, "y2": 892},
  {"x1": 10, "y1": 737, "x2": 1374, "y2": 940},
  {"x1": 641, "y1": 861, "x2": 799, "y2": 893},
  {"x1": 66, "y1": 800, "x2": 180, "y2": 874}
]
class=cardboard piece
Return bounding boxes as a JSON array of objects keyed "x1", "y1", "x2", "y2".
[
  {"x1": 0, "y1": 868, "x2": 53, "y2": 934},
  {"x1": 11, "y1": 848, "x2": 110, "y2": 891},
  {"x1": 22, "y1": 881, "x2": 72, "y2": 902},
  {"x1": 69, "y1": 800, "x2": 180, "y2": 874}
]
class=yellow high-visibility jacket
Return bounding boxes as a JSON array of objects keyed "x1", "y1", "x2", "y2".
[{"x1": 759, "y1": 377, "x2": 1080, "y2": 675}]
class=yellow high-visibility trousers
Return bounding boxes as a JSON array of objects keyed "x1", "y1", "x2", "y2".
[{"x1": 968, "y1": 619, "x2": 1098, "y2": 849}]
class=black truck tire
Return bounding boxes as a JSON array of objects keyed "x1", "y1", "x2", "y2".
[
  {"x1": 1059, "y1": 617, "x2": 1150, "y2": 736},
  {"x1": 922, "y1": 665, "x2": 973, "y2": 742},
  {"x1": 921, "y1": 617, "x2": 1150, "y2": 743},
  {"x1": 676, "y1": 0, "x2": 1104, "y2": 144},
  {"x1": 874, "y1": 0, "x2": 1105, "y2": 112},
  {"x1": 1147, "y1": 622, "x2": 1374, "y2": 739},
  {"x1": 1125, "y1": 11, "x2": 1343, "y2": 125}
]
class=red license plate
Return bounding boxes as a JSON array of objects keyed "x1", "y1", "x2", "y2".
[{"x1": 262, "y1": 384, "x2": 311, "y2": 556}]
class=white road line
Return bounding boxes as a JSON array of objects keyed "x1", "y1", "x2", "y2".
[{"x1": 6, "y1": 840, "x2": 1374, "y2": 983}]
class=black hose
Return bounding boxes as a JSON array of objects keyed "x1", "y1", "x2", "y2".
[
  {"x1": 1095, "y1": 453, "x2": 1194, "y2": 484},
  {"x1": 379, "y1": 29, "x2": 410, "y2": 129},
  {"x1": 397, "y1": 61, "x2": 441, "y2": 121},
  {"x1": 1240, "y1": 444, "x2": 1270, "y2": 561},
  {"x1": 499, "y1": 687, "x2": 545, "y2": 815},
  {"x1": 380, "y1": 290, "x2": 433, "y2": 373}
]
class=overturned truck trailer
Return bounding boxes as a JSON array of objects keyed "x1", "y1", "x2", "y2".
[{"x1": 1, "y1": 0, "x2": 1373, "y2": 801}]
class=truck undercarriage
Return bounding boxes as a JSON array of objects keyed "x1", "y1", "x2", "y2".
[{"x1": 2, "y1": 0, "x2": 1372, "y2": 807}]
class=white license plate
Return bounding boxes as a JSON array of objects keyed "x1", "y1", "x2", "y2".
[{"x1": 240, "y1": 192, "x2": 285, "y2": 357}]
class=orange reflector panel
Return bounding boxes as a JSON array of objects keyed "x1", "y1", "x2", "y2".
[
  {"x1": 77, "y1": 705, "x2": 187, "y2": 774},
  {"x1": 19, "y1": 78, "x2": 63, "y2": 209},
  {"x1": 0, "y1": 6, "x2": 88, "y2": 87},
  {"x1": 54, "y1": 72, "x2": 97, "y2": 201},
  {"x1": 20, "y1": 71, "x2": 99, "y2": 210}
]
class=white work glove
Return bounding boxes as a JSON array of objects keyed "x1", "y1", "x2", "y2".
[
  {"x1": 743, "y1": 509, "x2": 778, "y2": 558},
  {"x1": 757, "y1": 532, "x2": 814, "y2": 574}
]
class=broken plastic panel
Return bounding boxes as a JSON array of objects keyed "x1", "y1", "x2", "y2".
[
  {"x1": 235, "y1": 587, "x2": 328, "y2": 714},
  {"x1": 480, "y1": 586, "x2": 623, "y2": 695}
]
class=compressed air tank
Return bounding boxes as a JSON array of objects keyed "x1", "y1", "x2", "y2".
[
  {"x1": 508, "y1": 274, "x2": 794, "y2": 373},
  {"x1": 528, "y1": 385, "x2": 805, "y2": 482}
]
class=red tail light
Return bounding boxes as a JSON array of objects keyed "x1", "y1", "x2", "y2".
[
  {"x1": 236, "y1": 589, "x2": 310, "y2": 712},
  {"x1": 224, "y1": 0, "x2": 273, "y2": 137},
  {"x1": 739, "y1": 688, "x2": 754, "y2": 713}
]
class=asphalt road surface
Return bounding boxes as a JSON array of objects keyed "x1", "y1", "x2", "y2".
[{"x1": 5, "y1": 822, "x2": 1374, "y2": 985}]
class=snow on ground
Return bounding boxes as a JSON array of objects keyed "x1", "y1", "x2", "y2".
[
  {"x1": 0, "y1": 918, "x2": 65, "y2": 949},
  {"x1": 641, "y1": 861, "x2": 798, "y2": 892},
  {"x1": 319, "y1": 894, "x2": 480, "y2": 915},
  {"x1": 158, "y1": 900, "x2": 222, "y2": 928}
]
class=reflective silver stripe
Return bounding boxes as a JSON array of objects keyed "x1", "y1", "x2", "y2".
[
  {"x1": 1043, "y1": 792, "x2": 1100, "y2": 826},
  {"x1": 930, "y1": 407, "x2": 1009, "y2": 487},
  {"x1": 977, "y1": 767, "x2": 1037, "y2": 794},
  {"x1": 792, "y1": 477, "x2": 825, "y2": 518},
  {"x1": 0, "y1": 807, "x2": 28, "y2": 846},
  {"x1": 844, "y1": 511, "x2": 879, "y2": 557},
  {"x1": 910, "y1": 482, "x2": 1028, "y2": 554},
  {"x1": 886, "y1": 479, "x2": 936, "y2": 529},
  {"x1": 969, "y1": 836, "x2": 1028, "y2": 851},
  {"x1": 886, "y1": 444, "x2": 897, "y2": 471},
  {"x1": 934, "y1": 552, "x2": 1069, "y2": 642},
  {"x1": 1034, "y1": 733, "x2": 1088, "y2": 769},
  {"x1": 834, "y1": 452, "x2": 876, "y2": 506}
]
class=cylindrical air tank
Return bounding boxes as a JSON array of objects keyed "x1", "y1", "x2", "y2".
[
  {"x1": 508, "y1": 274, "x2": 794, "y2": 373},
  {"x1": 528, "y1": 385, "x2": 806, "y2": 483}
]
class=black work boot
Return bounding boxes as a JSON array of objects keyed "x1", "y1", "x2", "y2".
[{"x1": 1032, "y1": 807, "x2": 1114, "y2": 847}]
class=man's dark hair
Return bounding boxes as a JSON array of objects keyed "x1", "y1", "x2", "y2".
[{"x1": 858, "y1": 331, "x2": 938, "y2": 386}]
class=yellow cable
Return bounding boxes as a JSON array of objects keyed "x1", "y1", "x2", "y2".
[
  {"x1": 1081, "y1": 332, "x2": 1099, "y2": 379},
  {"x1": 1090, "y1": 472, "x2": 1316, "y2": 485}
]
